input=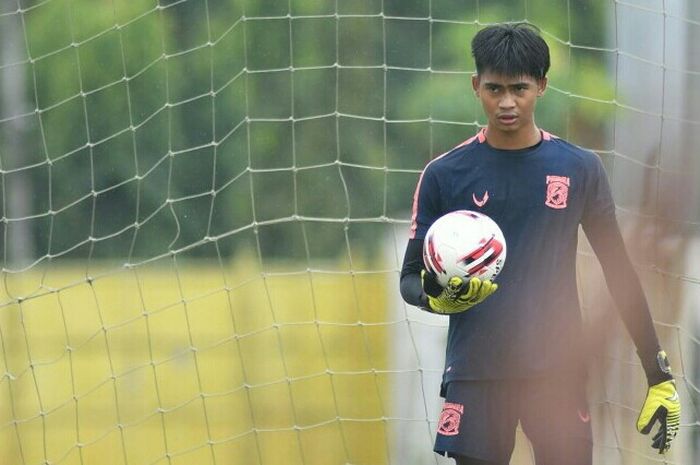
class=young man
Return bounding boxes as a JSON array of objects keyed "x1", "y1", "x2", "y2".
[{"x1": 399, "y1": 23, "x2": 680, "y2": 465}]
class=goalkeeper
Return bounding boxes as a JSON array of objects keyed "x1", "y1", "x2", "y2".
[{"x1": 399, "y1": 22, "x2": 680, "y2": 465}]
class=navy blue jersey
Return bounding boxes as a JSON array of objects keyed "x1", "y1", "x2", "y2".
[{"x1": 408, "y1": 128, "x2": 656, "y2": 381}]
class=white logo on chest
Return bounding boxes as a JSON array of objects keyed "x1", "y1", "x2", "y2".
[{"x1": 472, "y1": 191, "x2": 489, "y2": 207}]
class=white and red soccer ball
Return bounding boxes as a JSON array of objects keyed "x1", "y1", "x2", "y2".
[{"x1": 422, "y1": 210, "x2": 507, "y2": 287}]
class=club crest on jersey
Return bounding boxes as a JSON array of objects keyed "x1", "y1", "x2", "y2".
[
  {"x1": 437, "y1": 402, "x2": 464, "y2": 436},
  {"x1": 545, "y1": 175, "x2": 570, "y2": 209}
]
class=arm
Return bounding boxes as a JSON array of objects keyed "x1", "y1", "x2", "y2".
[
  {"x1": 582, "y1": 155, "x2": 680, "y2": 453},
  {"x1": 581, "y1": 157, "x2": 668, "y2": 384},
  {"x1": 401, "y1": 164, "x2": 439, "y2": 310},
  {"x1": 400, "y1": 238, "x2": 429, "y2": 308},
  {"x1": 583, "y1": 214, "x2": 667, "y2": 383}
]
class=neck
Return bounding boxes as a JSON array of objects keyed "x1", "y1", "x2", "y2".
[{"x1": 485, "y1": 124, "x2": 542, "y2": 150}]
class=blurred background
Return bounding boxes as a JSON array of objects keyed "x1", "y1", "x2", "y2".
[{"x1": 0, "y1": 0, "x2": 698, "y2": 464}]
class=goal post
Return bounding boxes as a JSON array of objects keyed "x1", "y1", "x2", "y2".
[{"x1": 1, "y1": 1, "x2": 698, "y2": 465}]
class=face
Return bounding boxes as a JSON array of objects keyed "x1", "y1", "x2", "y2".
[{"x1": 472, "y1": 72, "x2": 547, "y2": 135}]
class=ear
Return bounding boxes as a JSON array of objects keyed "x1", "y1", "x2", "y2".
[
  {"x1": 472, "y1": 74, "x2": 480, "y2": 96},
  {"x1": 537, "y1": 77, "x2": 548, "y2": 97}
]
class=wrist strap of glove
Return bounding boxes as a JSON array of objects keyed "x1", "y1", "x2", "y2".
[{"x1": 640, "y1": 348, "x2": 674, "y2": 386}]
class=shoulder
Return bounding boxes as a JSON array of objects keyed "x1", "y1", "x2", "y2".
[
  {"x1": 424, "y1": 129, "x2": 484, "y2": 173},
  {"x1": 543, "y1": 132, "x2": 603, "y2": 169}
]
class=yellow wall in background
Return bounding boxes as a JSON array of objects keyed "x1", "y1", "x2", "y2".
[{"x1": 0, "y1": 258, "x2": 390, "y2": 465}]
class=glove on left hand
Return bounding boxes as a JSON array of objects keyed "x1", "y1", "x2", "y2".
[{"x1": 637, "y1": 378, "x2": 680, "y2": 453}]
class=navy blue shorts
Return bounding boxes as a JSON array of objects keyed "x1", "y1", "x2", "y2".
[{"x1": 434, "y1": 375, "x2": 592, "y2": 464}]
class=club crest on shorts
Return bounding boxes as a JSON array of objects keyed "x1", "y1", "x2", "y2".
[
  {"x1": 545, "y1": 175, "x2": 570, "y2": 209},
  {"x1": 437, "y1": 402, "x2": 464, "y2": 436}
]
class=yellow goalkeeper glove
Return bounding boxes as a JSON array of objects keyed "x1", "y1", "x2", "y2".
[
  {"x1": 637, "y1": 352, "x2": 681, "y2": 454},
  {"x1": 421, "y1": 270, "x2": 497, "y2": 315}
]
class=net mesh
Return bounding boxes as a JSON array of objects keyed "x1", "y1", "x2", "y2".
[{"x1": 0, "y1": 1, "x2": 698, "y2": 464}]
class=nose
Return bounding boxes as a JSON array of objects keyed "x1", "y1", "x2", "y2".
[{"x1": 498, "y1": 92, "x2": 516, "y2": 109}]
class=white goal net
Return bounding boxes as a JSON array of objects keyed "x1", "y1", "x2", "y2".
[{"x1": 0, "y1": 1, "x2": 698, "y2": 464}]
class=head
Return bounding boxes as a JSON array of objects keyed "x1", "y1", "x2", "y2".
[{"x1": 470, "y1": 23, "x2": 550, "y2": 139}]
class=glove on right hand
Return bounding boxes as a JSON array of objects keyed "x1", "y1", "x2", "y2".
[{"x1": 421, "y1": 270, "x2": 497, "y2": 315}]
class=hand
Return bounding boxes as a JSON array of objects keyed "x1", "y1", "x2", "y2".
[
  {"x1": 421, "y1": 270, "x2": 497, "y2": 314},
  {"x1": 637, "y1": 379, "x2": 681, "y2": 453}
]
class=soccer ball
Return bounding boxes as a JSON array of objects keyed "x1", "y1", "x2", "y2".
[{"x1": 422, "y1": 210, "x2": 507, "y2": 287}]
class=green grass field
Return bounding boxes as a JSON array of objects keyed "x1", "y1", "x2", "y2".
[{"x1": 1, "y1": 258, "x2": 390, "y2": 465}]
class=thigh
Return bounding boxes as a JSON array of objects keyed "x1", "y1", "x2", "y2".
[
  {"x1": 519, "y1": 375, "x2": 593, "y2": 465},
  {"x1": 434, "y1": 380, "x2": 518, "y2": 464}
]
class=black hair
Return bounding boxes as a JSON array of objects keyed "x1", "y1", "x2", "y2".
[{"x1": 471, "y1": 22, "x2": 550, "y2": 80}]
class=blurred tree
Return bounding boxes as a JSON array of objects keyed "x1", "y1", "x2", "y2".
[{"x1": 14, "y1": 0, "x2": 615, "y2": 261}]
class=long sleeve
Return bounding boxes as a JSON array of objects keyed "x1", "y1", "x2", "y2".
[
  {"x1": 400, "y1": 238, "x2": 428, "y2": 308},
  {"x1": 582, "y1": 156, "x2": 667, "y2": 384}
]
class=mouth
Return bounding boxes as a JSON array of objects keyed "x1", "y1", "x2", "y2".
[{"x1": 496, "y1": 114, "x2": 518, "y2": 125}]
